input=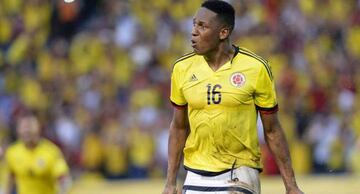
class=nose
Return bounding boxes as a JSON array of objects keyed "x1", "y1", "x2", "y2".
[{"x1": 191, "y1": 26, "x2": 199, "y2": 37}]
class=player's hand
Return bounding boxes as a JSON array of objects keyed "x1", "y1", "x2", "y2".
[
  {"x1": 162, "y1": 184, "x2": 178, "y2": 194},
  {"x1": 286, "y1": 187, "x2": 304, "y2": 194}
]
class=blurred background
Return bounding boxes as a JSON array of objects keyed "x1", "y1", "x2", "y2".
[{"x1": 0, "y1": 0, "x2": 359, "y2": 193}]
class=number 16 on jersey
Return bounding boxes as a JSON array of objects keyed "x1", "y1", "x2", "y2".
[{"x1": 207, "y1": 84, "x2": 222, "y2": 105}]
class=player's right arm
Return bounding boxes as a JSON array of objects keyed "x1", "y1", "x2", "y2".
[
  {"x1": 3, "y1": 173, "x2": 14, "y2": 194},
  {"x1": 3, "y1": 148, "x2": 15, "y2": 194},
  {"x1": 163, "y1": 59, "x2": 189, "y2": 194},
  {"x1": 163, "y1": 106, "x2": 189, "y2": 194}
]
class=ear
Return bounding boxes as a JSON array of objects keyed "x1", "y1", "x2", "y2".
[{"x1": 219, "y1": 27, "x2": 230, "y2": 40}]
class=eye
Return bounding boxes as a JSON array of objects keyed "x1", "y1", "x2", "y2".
[
  {"x1": 192, "y1": 20, "x2": 208, "y2": 31},
  {"x1": 198, "y1": 23, "x2": 206, "y2": 30}
]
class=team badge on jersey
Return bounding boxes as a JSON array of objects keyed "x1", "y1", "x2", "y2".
[
  {"x1": 37, "y1": 158, "x2": 45, "y2": 168},
  {"x1": 230, "y1": 72, "x2": 246, "y2": 87}
]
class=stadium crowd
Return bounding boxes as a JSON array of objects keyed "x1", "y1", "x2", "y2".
[{"x1": 0, "y1": 0, "x2": 359, "y2": 181}]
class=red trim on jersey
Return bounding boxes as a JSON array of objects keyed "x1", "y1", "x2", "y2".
[
  {"x1": 170, "y1": 101, "x2": 187, "y2": 109},
  {"x1": 256, "y1": 104, "x2": 279, "y2": 115}
]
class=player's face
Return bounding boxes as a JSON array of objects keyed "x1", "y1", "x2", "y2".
[
  {"x1": 191, "y1": 8, "x2": 223, "y2": 55},
  {"x1": 17, "y1": 116, "x2": 41, "y2": 146}
]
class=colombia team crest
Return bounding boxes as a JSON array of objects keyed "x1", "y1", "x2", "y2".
[{"x1": 230, "y1": 72, "x2": 246, "y2": 87}]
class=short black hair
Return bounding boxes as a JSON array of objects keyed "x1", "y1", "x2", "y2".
[{"x1": 201, "y1": 0, "x2": 235, "y2": 31}]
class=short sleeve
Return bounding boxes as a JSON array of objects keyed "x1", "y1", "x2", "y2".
[
  {"x1": 51, "y1": 148, "x2": 69, "y2": 178},
  {"x1": 170, "y1": 65, "x2": 187, "y2": 106},
  {"x1": 254, "y1": 63, "x2": 278, "y2": 114},
  {"x1": 4, "y1": 149, "x2": 14, "y2": 174}
]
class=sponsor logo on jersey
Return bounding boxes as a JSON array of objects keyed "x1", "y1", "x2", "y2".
[{"x1": 190, "y1": 74, "x2": 198, "y2": 81}]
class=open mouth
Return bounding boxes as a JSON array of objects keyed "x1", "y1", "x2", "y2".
[{"x1": 191, "y1": 40, "x2": 197, "y2": 47}]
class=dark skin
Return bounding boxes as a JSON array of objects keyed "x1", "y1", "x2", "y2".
[
  {"x1": 190, "y1": 7, "x2": 234, "y2": 71},
  {"x1": 163, "y1": 7, "x2": 304, "y2": 194},
  {"x1": 260, "y1": 113, "x2": 303, "y2": 194},
  {"x1": 162, "y1": 107, "x2": 188, "y2": 194}
]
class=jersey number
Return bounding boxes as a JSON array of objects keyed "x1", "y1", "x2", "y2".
[{"x1": 207, "y1": 84, "x2": 222, "y2": 105}]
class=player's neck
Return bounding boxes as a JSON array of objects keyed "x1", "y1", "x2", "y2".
[
  {"x1": 204, "y1": 42, "x2": 234, "y2": 71},
  {"x1": 24, "y1": 139, "x2": 40, "y2": 149}
]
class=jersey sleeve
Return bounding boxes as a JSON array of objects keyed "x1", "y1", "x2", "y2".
[
  {"x1": 51, "y1": 147, "x2": 69, "y2": 178},
  {"x1": 4, "y1": 148, "x2": 14, "y2": 174},
  {"x1": 170, "y1": 64, "x2": 187, "y2": 107},
  {"x1": 254, "y1": 63, "x2": 278, "y2": 114}
]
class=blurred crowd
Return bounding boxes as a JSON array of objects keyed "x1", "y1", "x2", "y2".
[{"x1": 0, "y1": 0, "x2": 359, "y2": 181}]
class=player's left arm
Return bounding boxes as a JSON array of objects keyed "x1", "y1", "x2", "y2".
[
  {"x1": 260, "y1": 112, "x2": 304, "y2": 194},
  {"x1": 51, "y1": 146, "x2": 72, "y2": 194},
  {"x1": 57, "y1": 174, "x2": 72, "y2": 194}
]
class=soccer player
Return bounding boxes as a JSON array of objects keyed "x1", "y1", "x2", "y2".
[
  {"x1": 162, "y1": 1, "x2": 304, "y2": 194},
  {"x1": 3, "y1": 114, "x2": 71, "y2": 194}
]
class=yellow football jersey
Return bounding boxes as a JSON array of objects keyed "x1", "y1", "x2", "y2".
[
  {"x1": 170, "y1": 46, "x2": 278, "y2": 172},
  {"x1": 5, "y1": 139, "x2": 69, "y2": 194}
]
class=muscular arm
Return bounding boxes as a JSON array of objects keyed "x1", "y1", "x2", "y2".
[
  {"x1": 260, "y1": 112, "x2": 303, "y2": 194},
  {"x1": 163, "y1": 107, "x2": 189, "y2": 194}
]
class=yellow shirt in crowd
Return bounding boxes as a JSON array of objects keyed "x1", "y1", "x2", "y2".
[{"x1": 5, "y1": 139, "x2": 69, "y2": 194}]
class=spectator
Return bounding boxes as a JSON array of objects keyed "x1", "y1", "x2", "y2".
[{"x1": 3, "y1": 113, "x2": 71, "y2": 194}]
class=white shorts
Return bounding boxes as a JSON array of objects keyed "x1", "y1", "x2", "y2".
[{"x1": 182, "y1": 166, "x2": 260, "y2": 194}]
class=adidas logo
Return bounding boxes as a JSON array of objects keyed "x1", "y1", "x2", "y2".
[{"x1": 190, "y1": 74, "x2": 198, "y2": 81}]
